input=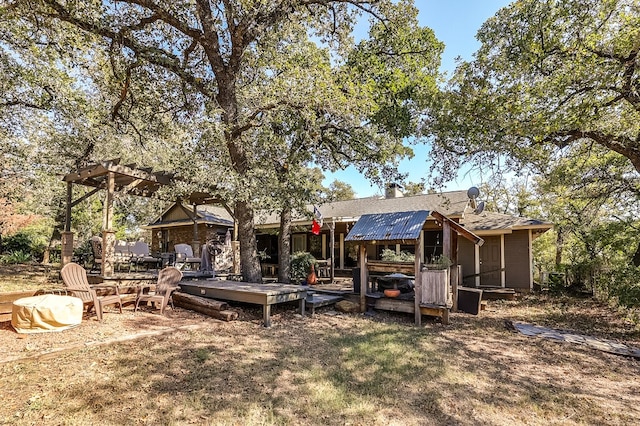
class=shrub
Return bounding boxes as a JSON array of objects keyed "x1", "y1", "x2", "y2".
[
  {"x1": 1, "y1": 223, "x2": 51, "y2": 262},
  {"x1": 380, "y1": 249, "x2": 414, "y2": 262},
  {"x1": 0, "y1": 250, "x2": 33, "y2": 264},
  {"x1": 2, "y1": 233, "x2": 32, "y2": 254},
  {"x1": 290, "y1": 252, "x2": 316, "y2": 283},
  {"x1": 426, "y1": 254, "x2": 452, "y2": 270}
]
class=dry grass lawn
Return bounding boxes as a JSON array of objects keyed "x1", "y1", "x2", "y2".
[{"x1": 0, "y1": 265, "x2": 639, "y2": 425}]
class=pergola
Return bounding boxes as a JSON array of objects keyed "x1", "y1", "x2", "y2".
[{"x1": 61, "y1": 159, "x2": 174, "y2": 276}]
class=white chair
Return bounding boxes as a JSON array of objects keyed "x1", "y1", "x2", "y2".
[
  {"x1": 130, "y1": 241, "x2": 160, "y2": 271},
  {"x1": 114, "y1": 240, "x2": 133, "y2": 272},
  {"x1": 174, "y1": 244, "x2": 201, "y2": 270}
]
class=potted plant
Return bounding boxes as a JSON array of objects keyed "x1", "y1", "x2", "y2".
[
  {"x1": 426, "y1": 254, "x2": 452, "y2": 270},
  {"x1": 290, "y1": 252, "x2": 317, "y2": 285}
]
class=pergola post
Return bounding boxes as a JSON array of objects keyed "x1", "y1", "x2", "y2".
[
  {"x1": 61, "y1": 182, "x2": 74, "y2": 266},
  {"x1": 102, "y1": 171, "x2": 116, "y2": 277}
]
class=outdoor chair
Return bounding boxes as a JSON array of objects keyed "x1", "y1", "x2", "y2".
[
  {"x1": 60, "y1": 262, "x2": 123, "y2": 321},
  {"x1": 317, "y1": 258, "x2": 331, "y2": 278},
  {"x1": 174, "y1": 243, "x2": 201, "y2": 270},
  {"x1": 135, "y1": 267, "x2": 183, "y2": 315},
  {"x1": 130, "y1": 241, "x2": 160, "y2": 271}
]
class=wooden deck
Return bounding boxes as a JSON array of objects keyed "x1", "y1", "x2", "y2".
[{"x1": 178, "y1": 280, "x2": 307, "y2": 327}]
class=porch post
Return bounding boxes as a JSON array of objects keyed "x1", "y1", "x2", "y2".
[
  {"x1": 414, "y1": 231, "x2": 423, "y2": 326},
  {"x1": 192, "y1": 203, "x2": 200, "y2": 256},
  {"x1": 339, "y1": 233, "x2": 345, "y2": 269},
  {"x1": 359, "y1": 244, "x2": 368, "y2": 313},
  {"x1": 451, "y1": 229, "x2": 459, "y2": 312},
  {"x1": 329, "y1": 221, "x2": 335, "y2": 283},
  {"x1": 101, "y1": 171, "x2": 116, "y2": 277}
]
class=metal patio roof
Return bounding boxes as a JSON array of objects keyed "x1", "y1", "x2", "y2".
[{"x1": 344, "y1": 210, "x2": 430, "y2": 243}]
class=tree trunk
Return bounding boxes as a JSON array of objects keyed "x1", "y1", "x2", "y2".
[
  {"x1": 173, "y1": 292, "x2": 230, "y2": 311},
  {"x1": 235, "y1": 200, "x2": 261, "y2": 283},
  {"x1": 555, "y1": 227, "x2": 564, "y2": 268},
  {"x1": 278, "y1": 207, "x2": 292, "y2": 283},
  {"x1": 631, "y1": 241, "x2": 640, "y2": 267}
]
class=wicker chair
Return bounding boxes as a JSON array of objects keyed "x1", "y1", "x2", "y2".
[
  {"x1": 135, "y1": 267, "x2": 183, "y2": 315},
  {"x1": 89, "y1": 236, "x2": 103, "y2": 273},
  {"x1": 60, "y1": 262, "x2": 123, "y2": 321}
]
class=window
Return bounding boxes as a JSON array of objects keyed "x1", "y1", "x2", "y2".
[
  {"x1": 424, "y1": 230, "x2": 443, "y2": 262},
  {"x1": 292, "y1": 234, "x2": 307, "y2": 253}
]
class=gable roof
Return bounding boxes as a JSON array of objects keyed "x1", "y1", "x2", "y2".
[
  {"x1": 145, "y1": 203, "x2": 234, "y2": 229},
  {"x1": 255, "y1": 190, "x2": 470, "y2": 227}
]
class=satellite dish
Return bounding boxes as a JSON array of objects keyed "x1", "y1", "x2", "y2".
[
  {"x1": 474, "y1": 201, "x2": 486, "y2": 215},
  {"x1": 467, "y1": 186, "x2": 480, "y2": 200}
]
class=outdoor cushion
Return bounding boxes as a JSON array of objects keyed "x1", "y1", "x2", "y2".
[{"x1": 11, "y1": 294, "x2": 83, "y2": 334}]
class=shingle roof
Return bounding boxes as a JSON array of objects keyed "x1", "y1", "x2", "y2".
[
  {"x1": 147, "y1": 190, "x2": 553, "y2": 235},
  {"x1": 197, "y1": 205, "x2": 234, "y2": 227},
  {"x1": 255, "y1": 190, "x2": 470, "y2": 226},
  {"x1": 461, "y1": 211, "x2": 552, "y2": 233}
]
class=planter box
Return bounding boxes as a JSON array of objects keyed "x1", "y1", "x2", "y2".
[
  {"x1": 421, "y1": 269, "x2": 451, "y2": 306},
  {"x1": 367, "y1": 261, "x2": 414, "y2": 275}
]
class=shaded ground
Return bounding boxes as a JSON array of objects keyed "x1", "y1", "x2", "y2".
[{"x1": 0, "y1": 265, "x2": 639, "y2": 425}]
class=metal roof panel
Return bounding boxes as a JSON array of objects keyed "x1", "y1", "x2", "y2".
[{"x1": 345, "y1": 210, "x2": 430, "y2": 242}]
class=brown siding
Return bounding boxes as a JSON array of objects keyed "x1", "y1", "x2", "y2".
[
  {"x1": 504, "y1": 230, "x2": 531, "y2": 289},
  {"x1": 458, "y1": 238, "x2": 476, "y2": 287},
  {"x1": 165, "y1": 205, "x2": 191, "y2": 221}
]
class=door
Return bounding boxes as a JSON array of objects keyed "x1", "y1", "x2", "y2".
[{"x1": 479, "y1": 236, "x2": 502, "y2": 287}]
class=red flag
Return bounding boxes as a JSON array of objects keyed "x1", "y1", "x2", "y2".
[{"x1": 311, "y1": 219, "x2": 321, "y2": 235}]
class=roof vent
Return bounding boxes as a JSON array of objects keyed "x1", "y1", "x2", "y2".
[{"x1": 385, "y1": 183, "x2": 404, "y2": 199}]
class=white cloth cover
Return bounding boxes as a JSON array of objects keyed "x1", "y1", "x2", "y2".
[{"x1": 12, "y1": 294, "x2": 83, "y2": 334}]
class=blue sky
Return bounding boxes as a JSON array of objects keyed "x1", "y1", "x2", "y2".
[{"x1": 322, "y1": 0, "x2": 512, "y2": 197}]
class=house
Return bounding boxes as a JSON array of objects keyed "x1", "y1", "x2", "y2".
[{"x1": 146, "y1": 188, "x2": 552, "y2": 291}]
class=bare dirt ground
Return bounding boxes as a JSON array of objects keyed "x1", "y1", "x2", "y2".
[{"x1": 1, "y1": 265, "x2": 639, "y2": 425}]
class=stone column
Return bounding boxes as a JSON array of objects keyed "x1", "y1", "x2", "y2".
[
  {"x1": 61, "y1": 231, "x2": 74, "y2": 267},
  {"x1": 232, "y1": 241, "x2": 241, "y2": 275},
  {"x1": 102, "y1": 230, "x2": 116, "y2": 277}
]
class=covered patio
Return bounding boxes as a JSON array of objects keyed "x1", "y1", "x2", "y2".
[{"x1": 346, "y1": 210, "x2": 484, "y2": 325}]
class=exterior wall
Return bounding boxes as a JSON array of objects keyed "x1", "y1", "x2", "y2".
[
  {"x1": 504, "y1": 230, "x2": 532, "y2": 290},
  {"x1": 458, "y1": 238, "x2": 477, "y2": 287}
]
